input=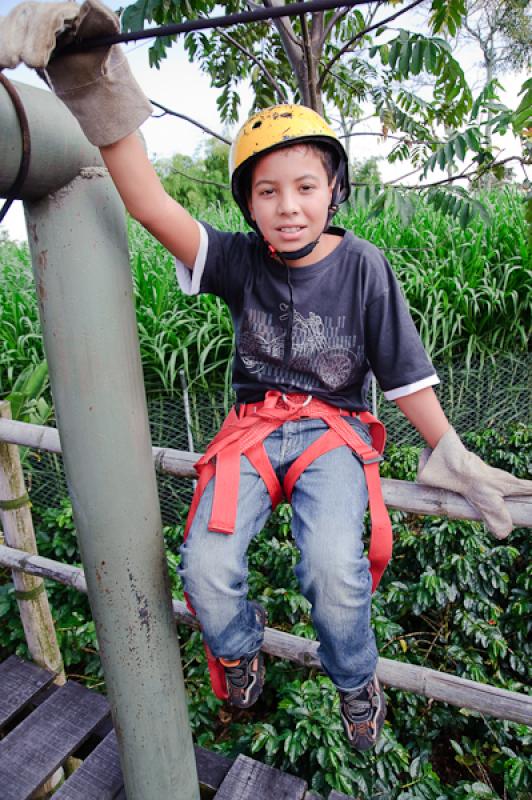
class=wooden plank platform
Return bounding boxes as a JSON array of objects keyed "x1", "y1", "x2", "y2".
[
  {"x1": 53, "y1": 731, "x2": 123, "y2": 800},
  {"x1": 0, "y1": 656, "x2": 55, "y2": 729},
  {"x1": 0, "y1": 656, "x2": 359, "y2": 799},
  {"x1": 0, "y1": 671, "x2": 111, "y2": 799},
  {"x1": 215, "y1": 754, "x2": 308, "y2": 799}
]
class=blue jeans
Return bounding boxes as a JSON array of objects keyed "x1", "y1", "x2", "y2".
[{"x1": 178, "y1": 416, "x2": 378, "y2": 691}]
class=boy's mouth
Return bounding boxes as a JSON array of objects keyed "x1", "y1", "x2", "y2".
[{"x1": 277, "y1": 226, "x2": 305, "y2": 233}]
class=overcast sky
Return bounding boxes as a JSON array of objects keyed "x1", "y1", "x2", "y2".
[{"x1": 1, "y1": 0, "x2": 528, "y2": 241}]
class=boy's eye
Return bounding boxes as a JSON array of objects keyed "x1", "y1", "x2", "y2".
[
  {"x1": 300, "y1": 184, "x2": 315, "y2": 192},
  {"x1": 259, "y1": 188, "x2": 275, "y2": 196}
]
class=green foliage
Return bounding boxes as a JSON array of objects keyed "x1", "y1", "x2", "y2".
[
  {"x1": 430, "y1": 0, "x2": 467, "y2": 38},
  {"x1": 425, "y1": 186, "x2": 490, "y2": 230},
  {"x1": 0, "y1": 235, "x2": 44, "y2": 398},
  {"x1": 0, "y1": 499, "x2": 102, "y2": 681},
  {"x1": 121, "y1": 1, "x2": 472, "y2": 123},
  {"x1": 370, "y1": 73, "x2": 531, "y2": 225},
  {"x1": 376, "y1": 30, "x2": 472, "y2": 125},
  {"x1": 119, "y1": 0, "x2": 529, "y2": 198},
  {"x1": 512, "y1": 77, "x2": 532, "y2": 136},
  {"x1": 422, "y1": 129, "x2": 482, "y2": 177},
  {"x1": 4, "y1": 361, "x2": 52, "y2": 425},
  {"x1": 339, "y1": 190, "x2": 530, "y2": 362},
  {"x1": 119, "y1": 1, "x2": 529, "y2": 224},
  {"x1": 156, "y1": 139, "x2": 231, "y2": 213},
  {"x1": 350, "y1": 156, "x2": 382, "y2": 187},
  {"x1": 129, "y1": 217, "x2": 235, "y2": 397}
]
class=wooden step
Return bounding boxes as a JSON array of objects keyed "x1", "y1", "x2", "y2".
[
  {"x1": 0, "y1": 656, "x2": 360, "y2": 800},
  {"x1": 214, "y1": 753, "x2": 308, "y2": 799},
  {"x1": 0, "y1": 679, "x2": 110, "y2": 800},
  {"x1": 0, "y1": 655, "x2": 55, "y2": 730},
  {"x1": 53, "y1": 730, "x2": 122, "y2": 800}
]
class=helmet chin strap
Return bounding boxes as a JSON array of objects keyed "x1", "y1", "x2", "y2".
[{"x1": 264, "y1": 200, "x2": 339, "y2": 261}]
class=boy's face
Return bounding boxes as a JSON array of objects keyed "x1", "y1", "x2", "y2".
[{"x1": 247, "y1": 145, "x2": 333, "y2": 265}]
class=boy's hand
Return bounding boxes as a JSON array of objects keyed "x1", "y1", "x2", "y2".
[
  {"x1": 417, "y1": 427, "x2": 532, "y2": 539},
  {"x1": 0, "y1": 1, "x2": 152, "y2": 147}
]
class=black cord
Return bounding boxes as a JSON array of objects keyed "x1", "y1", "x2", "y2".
[
  {"x1": 277, "y1": 255, "x2": 295, "y2": 364},
  {"x1": 58, "y1": 0, "x2": 377, "y2": 54},
  {"x1": 0, "y1": 74, "x2": 31, "y2": 224}
]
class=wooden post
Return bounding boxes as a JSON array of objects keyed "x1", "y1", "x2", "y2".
[
  {"x1": 0, "y1": 402, "x2": 65, "y2": 681},
  {"x1": 0, "y1": 400, "x2": 66, "y2": 796}
]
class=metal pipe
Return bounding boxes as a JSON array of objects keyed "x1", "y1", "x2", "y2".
[
  {"x1": 1, "y1": 80, "x2": 199, "y2": 799},
  {"x1": 0, "y1": 81, "x2": 101, "y2": 199}
]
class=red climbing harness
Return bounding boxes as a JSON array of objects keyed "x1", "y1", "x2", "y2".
[{"x1": 182, "y1": 390, "x2": 393, "y2": 699}]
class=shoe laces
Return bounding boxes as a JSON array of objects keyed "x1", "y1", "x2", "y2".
[
  {"x1": 223, "y1": 657, "x2": 251, "y2": 688},
  {"x1": 342, "y1": 686, "x2": 374, "y2": 722}
]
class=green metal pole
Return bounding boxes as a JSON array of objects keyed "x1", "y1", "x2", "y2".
[{"x1": 1, "y1": 81, "x2": 199, "y2": 800}]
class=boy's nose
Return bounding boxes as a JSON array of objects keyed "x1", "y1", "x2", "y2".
[{"x1": 277, "y1": 190, "x2": 299, "y2": 214}]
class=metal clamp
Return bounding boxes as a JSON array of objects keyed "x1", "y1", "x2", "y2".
[
  {"x1": 355, "y1": 452, "x2": 384, "y2": 466},
  {"x1": 281, "y1": 393, "x2": 312, "y2": 408}
]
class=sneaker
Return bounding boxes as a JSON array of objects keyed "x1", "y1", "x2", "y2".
[
  {"x1": 219, "y1": 603, "x2": 266, "y2": 709},
  {"x1": 339, "y1": 674, "x2": 386, "y2": 751}
]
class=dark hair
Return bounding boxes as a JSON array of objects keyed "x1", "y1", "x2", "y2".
[{"x1": 304, "y1": 142, "x2": 337, "y2": 184}]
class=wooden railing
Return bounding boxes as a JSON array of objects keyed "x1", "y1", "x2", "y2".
[
  {"x1": 1, "y1": 415, "x2": 531, "y2": 729},
  {"x1": 1, "y1": 417, "x2": 531, "y2": 527}
]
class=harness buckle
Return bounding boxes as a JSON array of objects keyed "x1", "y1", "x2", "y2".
[
  {"x1": 281, "y1": 393, "x2": 312, "y2": 410},
  {"x1": 356, "y1": 453, "x2": 384, "y2": 466}
]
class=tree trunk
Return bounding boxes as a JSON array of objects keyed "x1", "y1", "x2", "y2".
[{"x1": 262, "y1": 1, "x2": 325, "y2": 111}]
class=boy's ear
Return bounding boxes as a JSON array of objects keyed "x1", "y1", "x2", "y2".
[{"x1": 247, "y1": 197, "x2": 255, "y2": 220}]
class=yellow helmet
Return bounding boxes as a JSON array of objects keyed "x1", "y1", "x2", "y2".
[{"x1": 230, "y1": 104, "x2": 350, "y2": 230}]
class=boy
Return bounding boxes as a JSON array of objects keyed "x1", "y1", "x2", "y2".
[{"x1": 1, "y1": 0, "x2": 530, "y2": 753}]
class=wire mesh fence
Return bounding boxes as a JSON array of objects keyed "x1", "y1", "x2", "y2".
[{"x1": 21, "y1": 352, "x2": 531, "y2": 526}]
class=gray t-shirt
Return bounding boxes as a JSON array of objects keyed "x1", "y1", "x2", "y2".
[{"x1": 179, "y1": 223, "x2": 438, "y2": 411}]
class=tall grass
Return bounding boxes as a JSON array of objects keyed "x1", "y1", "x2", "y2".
[
  {"x1": 339, "y1": 188, "x2": 530, "y2": 363},
  {"x1": 0, "y1": 234, "x2": 44, "y2": 397},
  {"x1": 0, "y1": 190, "x2": 529, "y2": 401},
  {"x1": 128, "y1": 221, "x2": 235, "y2": 397}
]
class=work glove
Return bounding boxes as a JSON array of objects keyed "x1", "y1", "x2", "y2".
[
  {"x1": 0, "y1": 2, "x2": 79, "y2": 68},
  {"x1": 0, "y1": 0, "x2": 152, "y2": 146},
  {"x1": 417, "y1": 426, "x2": 532, "y2": 540}
]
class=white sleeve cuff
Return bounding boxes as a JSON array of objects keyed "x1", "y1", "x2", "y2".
[
  {"x1": 174, "y1": 221, "x2": 208, "y2": 295},
  {"x1": 384, "y1": 374, "x2": 440, "y2": 401}
]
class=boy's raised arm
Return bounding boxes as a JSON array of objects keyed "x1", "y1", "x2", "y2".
[
  {"x1": 100, "y1": 134, "x2": 200, "y2": 269},
  {"x1": 0, "y1": 0, "x2": 200, "y2": 269}
]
